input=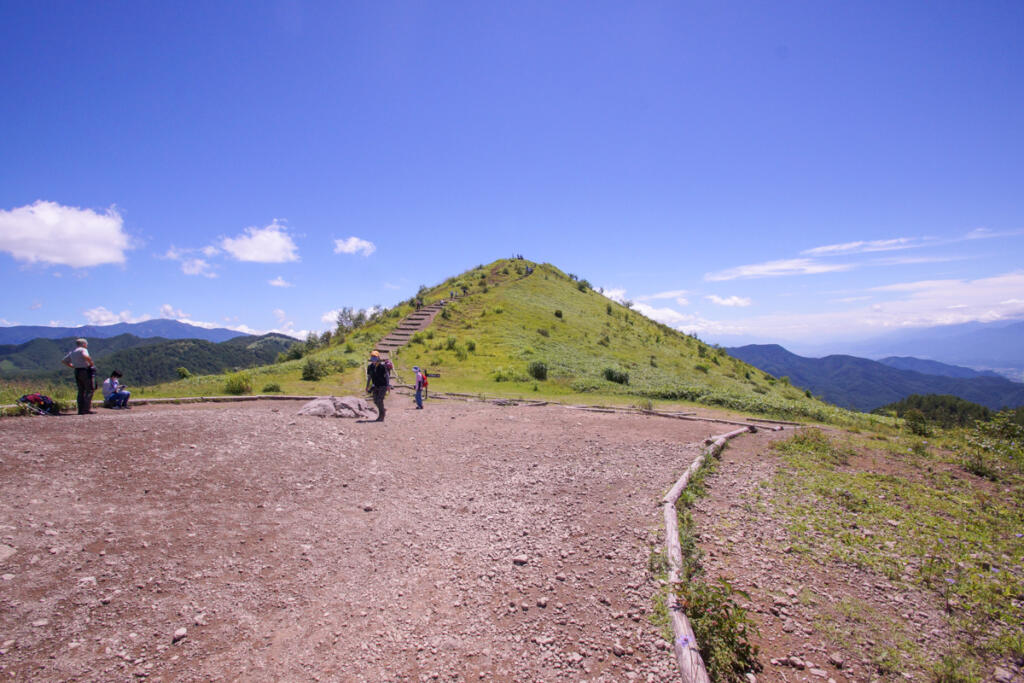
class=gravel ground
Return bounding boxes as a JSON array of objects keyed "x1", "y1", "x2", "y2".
[{"x1": 0, "y1": 397, "x2": 780, "y2": 682}]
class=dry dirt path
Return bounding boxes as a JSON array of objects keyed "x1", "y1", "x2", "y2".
[{"x1": 0, "y1": 399, "x2": 781, "y2": 681}]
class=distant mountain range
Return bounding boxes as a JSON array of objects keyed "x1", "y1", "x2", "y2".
[
  {"x1": 1, "y1": 333, "x2": 298, "y2": 386},
  {"x1": 710, "y1": 318, "x2": 1024, "y2": 382},
  {"x1": 726, "y1": 344, "x2": 1024, "y2": 412},
  {"x1": 0, "y1": 319, "x2": 263, "y2": 345}
]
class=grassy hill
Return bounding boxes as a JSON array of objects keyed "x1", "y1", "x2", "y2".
[{"x1": 140, "y1": 259, "x2": 854, "y2": 423}]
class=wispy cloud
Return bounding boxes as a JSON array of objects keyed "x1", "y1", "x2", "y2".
[
  {"x1": 801, "y1": 237, "x2": 918, "y2": 256},
  {"x1": 221, "y1": 220, "x2": 299, "y2": 263},
  {"x1": 182, "y1": 258, "x2": 217, "y2": 278},
  {"x1": 637, "y1": 289, "x2": 689, "y2": 305},
  {"x1": 706, "y1": 295, "x2": 751, "y2": 307},
  {"x1": 268, "y1": 276, "x2": 293, "y2": 287},
  {"x1": 705, "y1": 258, "x2": 852, "y2": 282},
  {"x1": 0, "y1": 200, "x2": 133, "y2": 267},
  {"x1": 334, "y1": 236, "x2": 376, "y2": 257}
]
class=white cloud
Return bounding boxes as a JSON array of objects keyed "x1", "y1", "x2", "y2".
[
  {"x1": 602, "y1": 288, "x2": 628, "y2": 303},
  {"x1": 637, "y1": 289, "x2": 689, "y2": 306},
  {"x1": 321, "y1": 308, "x2": 342, "y2": 325},
  {"x1": 334, "y1": 236, "x2": 376, "y2": 257},
  {"x1": 269, "y1": 276, "x2": 293, "y2": 287},
  {"x1": 801, "y1": 238, "x2": 916, "y2": 256},
  {"x1": 182, "y1": 258, "x2": 217, "y2": 278},
  {"x1": 82, "y1": 306, "x2": 151, "y2": 325},
  {"x1": 0, "y1": 200, "x2": 133, "y2": 267},
  {"x1": 705, "y1": 258, "x2": 852, "y2": 281},
  {"x1": 273, "y1": 308, "x2": 287, "y2": 323},
  {"x1": 201, "y1": 245, "x2": 220, "y2": 257},
  {"x1": 159, "y1": 304, "x2": 189, "y2": 319},
  {"x1": 221, "y1": 220, "x2": 299, "y2": 263},
  {"x1": 706, "y1": 295, "x2": 752, "y2": 307}
]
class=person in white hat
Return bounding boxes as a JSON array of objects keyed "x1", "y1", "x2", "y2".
[{"x1": 61, "y1": 338, "x2": 96, "y2": 414}]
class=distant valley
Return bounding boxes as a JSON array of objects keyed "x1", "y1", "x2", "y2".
[{"x1": 727, "y1": 344, "x2": 1024, "y2": 412}]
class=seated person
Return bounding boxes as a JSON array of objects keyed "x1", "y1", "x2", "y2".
[{"x1": 102, "y1": 370, "x2": 131, "y2": 409}]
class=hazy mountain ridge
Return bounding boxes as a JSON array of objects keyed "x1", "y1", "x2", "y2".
[
  {"x1": 0, "y1": 319, "x2": 257, "y2": 345},
  {"x1": 727, "y1": 344, "x2": 1024, "y2": 412}
]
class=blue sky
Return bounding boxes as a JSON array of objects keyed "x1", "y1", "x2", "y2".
[{"x1": 2, "y1": 1, "x2": 1022, "y2": 347}]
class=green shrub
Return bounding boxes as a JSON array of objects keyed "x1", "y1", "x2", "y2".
[
  {"x1": 537, "y1": 328, "x2": 549, "y2": 337},
  {"x1": 904, "y1": 408, "x2": 930, "y2": 436},
  {"x1": 492, "y1": 366, "x2": 526, "y2": 382},
  {"x1": 344, "y1": 341, "x2": 355, "y2": 353},
  {"x1": 527, "y1": 361, "x2": 548, "y2": 381},
  {"x1": 603, "y1": 367, "x2": 629, "y2": 384},
  {"x1": 411, "y1": 332, "x2": 425, "y2": 344},
  {"x1": 454, "y1": 346, "x2": 468, "y2": 361},
  {"x1": 261, "y1": 383, "x2": 282, "y2": 393},
  {"x1": 445, "y1": 335, "x2": 457, "y2": 350},
  {"x1": 694, "y1": 363, "x2": 710, "y2": 374},
  {"x1": 465, "y1": 340, "x2": 476, "y2": 352},
  {"x1": 553, "y1": 309, "x2": 563, "y2": 318},
  {"x1": 224, "y1": 371, "x2": 253, "y2": 395},
  {"x1": 597, "y1": 334, "x2": 610, "y2": 347},
  {"x1": 175, "y1": 366, "x2": 192, "y2": 379},
  {"x1": 606, "y1": 303, "x2": 613, "y2": 315},
  {"x1": 301, "y1": 358, "x2": 330, "y2": 381}
]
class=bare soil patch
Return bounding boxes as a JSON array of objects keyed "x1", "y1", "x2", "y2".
[{"x1": 0, "y1": 398, "x2": 780, "y2": 681}]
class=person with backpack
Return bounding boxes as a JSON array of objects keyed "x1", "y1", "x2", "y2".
[
  {"x1": 102, "y1": 370, "x2": 131, "y2": 409},
  {"x1": 61, "y1": 338, "x2": 96, "y2": 415},
  {"x1": 413, "y1": 366, "x2": 425, "y2": 409},
  {"x1": 364, "y1": 351, "x2": 390, "y2": 422}
]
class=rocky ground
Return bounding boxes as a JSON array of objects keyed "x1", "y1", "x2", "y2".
[{"x1": 0, "y1": 397, "x2": 775, "y2": 682}]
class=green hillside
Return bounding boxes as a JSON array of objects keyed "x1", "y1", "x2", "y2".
[
  {"x1": 141, "y1": 259, "x2": 854, "y2": 423},
  {"x1": 0, "y1": 333, "x2": 296, "y2": 388}
]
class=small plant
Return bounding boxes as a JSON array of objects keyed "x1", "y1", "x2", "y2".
[
  {"x1": 261, "y1": 383, "x2": 282, "y2": 393},
  {"x1": 465, "y1": 340, "x2": 476, "y2": 352},
  {"x1": 224, "y1": 371, "x2": 253, "y2": 395},
  {"x1": 527, "y1": 361, "x2": 548, "y2": 381},
  {"x1": 176, "y1": 366, "x2": 192, "y2": 379},
  {"x1": 301, "y1": 358, "x2": 329, "y2": 381},
  {"x1": 537, "y1": 328, "x2": 549, "y2": 337},
  {"x1": 597, "y1": 334, "x2": 610, "y2": 347},
  {"x1": 445, "y1": 335, "x2": 458, "y2": 350},
  {"x1": 603, "y1": 367, "x2": 629, "y2": 384},
  {"x1": 553, "y1": 309, "x2": 562, "y2": 318},
  {"x1": 410, "y1": 332, "x2": 425, "y2": 345},
  {"x1": 606, "y1": 303, "x2": 613, "y2": 315},
  {"x1": 344, "y1": 341, "x2": 355, "y2": 353},
  {"x1": 636, "y1": 398, "x2": 654, "y2": 411},
  {"x1": 441, "y1": 307, "x2": 451, "y2": 319},
  {"x1": 694, "y1": 363, "x2": 710, "y2": 374}
]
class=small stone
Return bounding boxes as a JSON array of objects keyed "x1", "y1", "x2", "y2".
[
  {"x1": 1, "y1": 574, "x2": 14, "y2": 581},
  {"x1": 32, "y1": 619, "x2": 49, "y2": 627},
  {"x1": 172, "y1": 627, "x2": 187, "y2": 643},
  {"x1": 789, "y1": 656, "x2": 806, "y2": 670},
  {"x1": 362, "y1": 504, "x2": 374, "y2": 512},
  {"x1": 612, "y1": 642, "x2": 626, "y2": 657},
  {"x1": 194, "y1": 613, "x2": 207, "y2": 626},
  {"x1": 512, "y1": 555, "x2": 529, "y2": 566},
  {"x1": 536, "y1": 597, "x2": 548, "y2": 608},
  {"x1": 993, "y1": 667, "x2": 1013, "y2": 683},
  {"x1": 828, "y1": 652, "x2": 845, "y2": 669},
  {"x1": 745, "y1": 674, "x2": 757, "y2": 683},
  {"x1": 810, "y1": 669, "x2": 829, "y2": 679}
]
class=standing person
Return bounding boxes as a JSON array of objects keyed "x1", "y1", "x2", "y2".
[
  {"x1": 364, "y1": 351, "x2": 390, "y2": 422},
  {"x1": 61, "y1": 338, "x2": 96, "y2": 415},
  {"x1": 102, "y1": 370, "x2": 131, "y2": 409},
  {"x1": 421, "y1": 368, "x2": 429, "y2": 399},
  {"x1": 413, "y1": 366, "x2": 424, "y2": 409}
]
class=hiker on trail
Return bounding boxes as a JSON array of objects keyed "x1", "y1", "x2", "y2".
[
  {"x1": 365, "y1": 351, "x2": 390, "y2": 422},
  {"x1": 413, "y1": 366, "x2": 425, "y2": 409},
  {"x1": 61, "y1": 338, "x2": 96, "y2": 415},
  {"x1": 102, "y1": 370, "x2": 131, "y2": 409},
  {"x1": 421, "y1": 368, "x2": 429, "y2": 399}
]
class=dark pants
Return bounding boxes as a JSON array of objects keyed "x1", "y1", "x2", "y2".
[
  {"x1": 74, "y1": 367, "x2": 95, "y2": 414},
  {"x1": 371, "y1": 386, "x2": 387, "y2": 421}
]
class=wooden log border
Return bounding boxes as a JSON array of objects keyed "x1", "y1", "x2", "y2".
[{"x1": 662, "y1": 426, "x2": 755, "y2": 683}]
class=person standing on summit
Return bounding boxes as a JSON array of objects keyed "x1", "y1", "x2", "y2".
[
  {"x1": 365, "y1": 351, "x2": 390, "y2": 422},
  {"x1": 61, "y1": 338, "x2": 96, "y2": 414}
]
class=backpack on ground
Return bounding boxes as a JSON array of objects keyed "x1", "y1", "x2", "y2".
[{"x1": 18, "y1": 393, "x2": 59, "y2": 416}]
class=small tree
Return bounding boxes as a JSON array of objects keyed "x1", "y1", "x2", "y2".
[
  {"x1": 527, "y1": 361, "x2": 548, "y2": 380},
  {"x1": 176, "y1": 366, "x2": 192, "y2": 379}
]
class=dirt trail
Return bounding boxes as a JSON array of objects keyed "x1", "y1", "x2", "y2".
[{"x1": 0, "y1": 399, "x2": 781, "y2": 681}]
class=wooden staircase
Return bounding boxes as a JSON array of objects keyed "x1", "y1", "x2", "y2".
[{"x1": 375, "y1": 301, "x2": 447, "y2": 355}]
